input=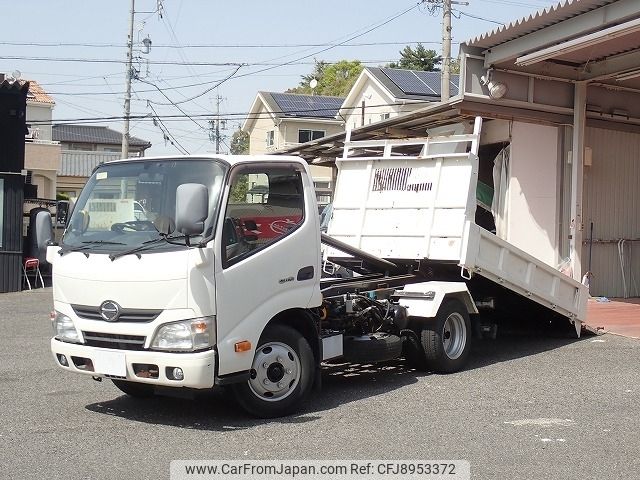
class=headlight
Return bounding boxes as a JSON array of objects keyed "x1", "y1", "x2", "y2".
[
  {"x1": 52, "y1": 311, "x2": 81, "y2": 343},
  {"x1": 150, "y1": 316, "x2": 215, "y2": 352}
]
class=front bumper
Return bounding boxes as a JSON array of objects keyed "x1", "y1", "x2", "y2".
[{"x1": 51, "y1": 338, "x2": 216, "y2": 389}]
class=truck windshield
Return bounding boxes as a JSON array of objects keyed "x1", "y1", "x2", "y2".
[{"x1": 62, "y1": 158, "x2": 227, "y2": 252}]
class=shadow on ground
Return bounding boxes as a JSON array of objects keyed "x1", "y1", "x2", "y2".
[{"x1": 85, "y1": 330, "x2": 586, "y2": 431}]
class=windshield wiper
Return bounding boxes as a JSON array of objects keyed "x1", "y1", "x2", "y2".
[
  {"x1": 59, "y1": 240, "x2": 127, "y2": 257},
  {"x1": 109, "y1": 234, "x2": 188, "y2": 261}
]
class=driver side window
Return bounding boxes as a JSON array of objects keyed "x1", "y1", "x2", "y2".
[{"x1": 222, "y1": 165, "x2": 305, "y2": 267}]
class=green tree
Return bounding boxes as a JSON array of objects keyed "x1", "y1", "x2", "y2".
[
  {"x1": 229, "y1": 128, "x2": 250, "y2": 201},
  {"x1": 230, "y1": 174, "x2": 249, "y2": 202},
  {"x1": 230, "y1": 127, "x2": 249, "y2": 155},
  {"x1": 450, "y1": 58, "x2": 461, "y2": 74},
  {"x1": 288, "y1": 60, "x2": 364, "y2": 97},
  {"x1": 388, "y1": 43, "x2": 441, "y2": 71}
]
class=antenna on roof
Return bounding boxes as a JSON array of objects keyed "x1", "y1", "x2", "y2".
[{"x1": 7, "y1": 70, "x2": 21, "y2": 84}]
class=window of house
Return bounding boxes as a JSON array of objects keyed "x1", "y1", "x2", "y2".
[
  {"x1": 298, "y1": 129, "x2": 325, "y2": 143},
  {"x1": 314, "y1": 181, "x2": 330, "y2": 190},
  {"x1": 222, "y1": 165, "x2": 304, "y2": 267},
  {"x1": 266, "y1": 130, "x2": 275, "y2": 147},
  {"x1": 381, "y1": 112, "x2": 391, "y2": 120}
]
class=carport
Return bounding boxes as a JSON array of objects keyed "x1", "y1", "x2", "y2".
[{"x1": 283, "y1": 0, "x2": 640, "y2": 299}]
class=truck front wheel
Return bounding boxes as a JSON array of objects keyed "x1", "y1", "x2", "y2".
[
  {"x1": 412, "y1": 299, "x2": 472, "y2": 373},
  {"x1": 231, "y1": 324, "x2": 314, "y2": 418}
]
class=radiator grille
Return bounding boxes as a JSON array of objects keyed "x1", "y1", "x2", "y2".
[
  {"x1": 82, "y1": 331, "x2": 146, "y2": 351},
  {"x1": 73, "y1": 305, "x2": 161, "y2": 323}
]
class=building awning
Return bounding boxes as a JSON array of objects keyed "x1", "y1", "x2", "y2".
[
  {"x1": 463, "y1": 0, "x2": 640, "y2": 86},
  {"x1": 279, "y1": 95, "x2": 580, "y2": 163},
  {"x1": 280, "y1": 100, "x2": 466, "y2": 163}
]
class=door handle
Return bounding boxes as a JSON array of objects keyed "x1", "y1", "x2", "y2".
[{"x1": 297, "y1": 266, "x2": 314, "y2": 281}]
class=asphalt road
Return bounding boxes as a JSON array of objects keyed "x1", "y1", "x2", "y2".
[{"x1": 1, "y1": 288, "x2": 638, "y2": 480}]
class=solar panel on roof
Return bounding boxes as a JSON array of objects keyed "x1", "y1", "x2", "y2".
[
  {"x1": 380, "y1": 68, "x2": 460, "y2": 98},
  {"x1": 413, "y1": 71, "x2": 441, "y2": 93},
  {"x1": 381, "y1": 68, "x2": 434, "y2": 96},
  {"x1": 270, "y1": 92, "x2": 343, "y2": 118}
]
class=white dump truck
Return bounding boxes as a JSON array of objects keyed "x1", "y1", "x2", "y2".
[{"x1": 48, "y1": 118, "x2": 588, "y2": 418}]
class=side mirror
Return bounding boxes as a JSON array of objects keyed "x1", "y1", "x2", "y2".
[
  {"x1": 33, "y1": 210, "x2": 54, "y2": 264},
  {"x1": 175, "y1": 183, "x2": 208, "y2": 236},
  {"x1": 70, "y1": 209, "x2": 89, "y2": 233}
]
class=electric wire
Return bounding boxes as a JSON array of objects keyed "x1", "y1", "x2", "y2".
[{"x1": 148, "y1": 103, "x2": 189, "y2": 155}]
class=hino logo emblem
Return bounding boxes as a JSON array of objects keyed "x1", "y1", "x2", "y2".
[{"x1": 99, "y1": 301, "x2": 121, "y2": 322}]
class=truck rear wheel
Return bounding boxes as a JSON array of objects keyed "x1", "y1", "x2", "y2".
[
  {"x1": 112, "y1": 379, "x2": 155, "y2": 398},
  {"x1": 410, "y1": 299, "x2": 471, "y2": 373},
  {"x1": 231, "y1": 324, "x2": 314, "y2": 418}
]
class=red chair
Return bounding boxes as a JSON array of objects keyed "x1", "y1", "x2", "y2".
[{"x1": 23, "y1": 257, "x2": 44, "y2": 290}]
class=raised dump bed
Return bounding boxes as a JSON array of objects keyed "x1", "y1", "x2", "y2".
[{"x1": 326, "y1": 117, "x2": 588, "y2": 335}]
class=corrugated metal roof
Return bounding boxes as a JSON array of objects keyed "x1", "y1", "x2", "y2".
[
  {"x1": 52, "y1": 124, "x2": 151, "y2": 148},
  {"x1": 58, "y1": 151, "x2": 121, "y2": 177},
  {"x1": 464, "y1": 0, "x2": 615, "y2": 50}
]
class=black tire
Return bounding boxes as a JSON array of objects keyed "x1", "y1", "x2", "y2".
[
  {"x1": 402, "y1": 330, "x2": 428, "y2": 371},
  {"x1": 343, "y1": 332, "x2": 403, "y2": 364},
  {"x1": 421, "y1": 299, "x2": 472, "y2": 373},
  {"x1": 112, "y1": 379, "x2": 155, "y2": 398},
  {"x1": 231, "y1": 324, "x2": 315, "y2": 418}
]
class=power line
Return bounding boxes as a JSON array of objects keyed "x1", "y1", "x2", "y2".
[
  {"x1": 3, "y1": 56, "x2": 437, "y2": 67},
  {"x1": 148, "y1": 103, "x2": 189, "y2": 155},
  {"x1": 134, "y1": 78, "x2": 208, "y2": 132},
  {"x1": 29, "y1": 99, "x2": 442, "y2": 125},
  {"x1": 0, "y1": 55, "x2": 244, "y2": 66},
  {"x1": 140, "y1": 64, "x2": 243, "y2": 106},
  {"x1": 457, "y1": 10, "x2": 505, "y2": 26},
  {"x1": 0, "y1": 40, "x2": 445, "y2": 48}
]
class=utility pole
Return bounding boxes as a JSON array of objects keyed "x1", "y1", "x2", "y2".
[
  {"x1": 121, "y1": 0, "x2": 135, "y2": 159},
  {"x1": 209, "y1": 94, "x2": 226, "y2": 154},
  {"x1": 426, "y1": 0, "x2": 467, "y2": 102},
  {"x1": 441, "y1": 0, "x2": 452, "y2": 102}
]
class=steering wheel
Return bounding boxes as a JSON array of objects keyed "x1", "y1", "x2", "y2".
[{"x1": 111, "y1": 220, "x2": 157, "y2": 232}]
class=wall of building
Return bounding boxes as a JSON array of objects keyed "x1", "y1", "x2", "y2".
[
  {"x1": 24, "y1": 142, "x2": 61, "y2": 199},
  {"x1": 341, "y1": 80, "x2": 428, "y2": 131},
  {"x1": 507, "y1": 122, "x2": 560, "y2": 267},
  {"x1": 26, "y1": 103, "x2": 53, "y2": 141},
  {"x1": 583, "y1": 126, "x2": 640, "y2": 298},
  {"x1": 281, "y1": 119, "x2": 344, "y2": 147},
  {"x1": 248, "y1": 104, "x2": 278, "y2": 155}
]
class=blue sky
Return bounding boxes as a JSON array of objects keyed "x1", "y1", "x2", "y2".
[{"x1": 1, "y1": 0, "x2": 561, "y2": 156}]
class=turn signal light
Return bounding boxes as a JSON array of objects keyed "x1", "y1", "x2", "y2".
[{"x1": 234, "y1": 341, "x2": 252, "y2": 352}]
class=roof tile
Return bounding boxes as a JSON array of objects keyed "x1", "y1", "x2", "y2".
[{"x1": 52, "y1": 124, "x2": 151, "y2": 148}]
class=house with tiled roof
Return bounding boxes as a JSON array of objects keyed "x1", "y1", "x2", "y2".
[
  {"x1": 242, "y1": 92, "x2": 346, "y2": 206},
  {"x1": 53, "y1": 125, "x2": 151, "y2": 199},
  {"x1": 21, "y1": 78, "x2": 61, "y2": 201}
]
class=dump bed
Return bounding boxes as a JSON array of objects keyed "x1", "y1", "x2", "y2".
[{"x1": 326, "y1": 118, "x2": 588, "y2": 328}]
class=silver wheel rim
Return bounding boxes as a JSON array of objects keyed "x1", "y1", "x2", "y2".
[
  {"x1": 442, "y1": 312, "x2": 467, "y2": 360},
  {"x1": 248, "y1": 341, "x2": 301, "y2": 402}
]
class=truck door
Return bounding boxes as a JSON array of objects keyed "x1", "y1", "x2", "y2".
[{"x1": 214, "y1": 162, "x2": 321, "y2": 376}]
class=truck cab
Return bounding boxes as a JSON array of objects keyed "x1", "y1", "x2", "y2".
[{"x1": 49, "y1": 155, "x2": 322, "y2": 417}]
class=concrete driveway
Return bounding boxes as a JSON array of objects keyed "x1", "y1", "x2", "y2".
[{"x1": 1, "y1": 288, "x2": 638, "y2": 480}]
